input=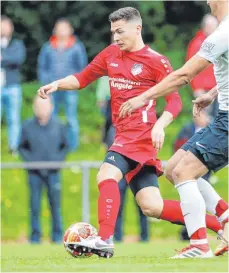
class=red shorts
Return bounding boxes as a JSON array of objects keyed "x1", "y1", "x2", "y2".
[{"x1": 109, "y1": 124, "x2": 163, "y2": 182}]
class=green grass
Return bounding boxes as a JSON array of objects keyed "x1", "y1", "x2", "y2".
[{"x1": 1, "y1": 240, "x2": 228, "y2": 272}]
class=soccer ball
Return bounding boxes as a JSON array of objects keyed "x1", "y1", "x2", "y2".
[{"x1": 63, "y1": 222, "x2": 97, "y2": 258}]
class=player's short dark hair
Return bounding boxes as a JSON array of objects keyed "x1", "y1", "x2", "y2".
[{"x1": 109, "y1": 7, "x2": 142, "y2": 24}]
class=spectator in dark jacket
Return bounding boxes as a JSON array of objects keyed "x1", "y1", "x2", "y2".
[
  {"x1": 186, "y1": 14, "x2": 218, "y2": 117},
  {"x1": 1, "y1": 15, "x2": 26, "y2": 155},
  {"x1": 38, "y1": 18, "x2": 87, "y2": 152},
  {"x1": 19, "y1": 96, "x2": 69, "y2": 244}
]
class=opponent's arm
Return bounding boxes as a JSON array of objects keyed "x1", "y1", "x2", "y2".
[
  {"x1": 143, "y1": 55, "x2": 210, "y2": 100},
  {"x1": 193, "y1": 86, "x2": 218, "y2": 117},
  {"x1": 120, "y1": 25, "x2": 228, "y2": 117},
  {"x1": 119, "y1": 55, "x2": 210, "y2": 117}
]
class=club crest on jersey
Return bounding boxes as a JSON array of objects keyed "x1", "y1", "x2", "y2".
[{"x1": 131, "y1": 63, "x2": 143, "y2": 76}]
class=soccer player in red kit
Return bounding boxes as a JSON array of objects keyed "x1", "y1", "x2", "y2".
[{"x1": 38, "y1": 7, "x2": 223, "y2": 258}]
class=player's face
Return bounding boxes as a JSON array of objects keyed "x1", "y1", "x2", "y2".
[{"x1": 111, "y1": 20, "x2": 141, "y2": 51}]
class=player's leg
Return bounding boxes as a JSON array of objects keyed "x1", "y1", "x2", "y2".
[
  {"x1": 130, "y1": 165, "x2": 222, "y2": 235},
  {"x1": 96, "y1": 163, "x2": 122, "y2": 241},
  {"x1": 171, "y1": 151, "x2": 214, "y2": 258},
  {"x1": 164, "y1": 149, "x2": 187, "y2": 183},
  {"x1": 74, "y1": 152, "x2": 138, "y2": 258},
  {"x1": 171, "y1": 119, "x2": 228, "y2": 256},
  {"x1": 70, "y1": 161, "x2": 122, "y2": 257},
  {"x1": 197, "y1": 177, "x2": 228, "y2": 225},
  {"x1": 166, "y1": 149, "x2": 228, "y2": 224},
  {"x1": 166, "y1": 136, "x2": 228, "y2": 254}
]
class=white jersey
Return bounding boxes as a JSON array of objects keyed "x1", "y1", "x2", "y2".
[{"x1": 197, "y1": 15, "x2": 228, "y2": 111}]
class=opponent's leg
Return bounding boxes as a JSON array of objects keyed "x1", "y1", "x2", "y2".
[
  {"x1": 165, "y1": 149, "x2": 187, "y2": 183},
  {"x1": 166, "y1": 149, "x2": 228, "y2": 254},
  {"x1": 197, "y1": 177, "x2": 228, "y2": 222},
  {"x1": 131, "y1": 165, "x2": 222, "y2": 234},
  {"x1": 171, "y1": 151, "x2": 213, "y2": 259},
  {"x1": 166, "y1": 147, "x2": 228, "y2": 222}
]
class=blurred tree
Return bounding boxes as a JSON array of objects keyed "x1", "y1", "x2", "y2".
[{"x1": 1, "y1": 1, "x2": 207, "y2": 82}]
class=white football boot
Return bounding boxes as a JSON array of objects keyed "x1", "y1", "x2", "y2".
[
  {"x1": 171, "y1": 245, "x2": 213, "y2": 259},
  {"x1": 72, "y1": 235, "x2": 114, "y2": 258}
]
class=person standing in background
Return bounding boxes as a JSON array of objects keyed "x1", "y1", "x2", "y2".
[
  {"x1": 186, "y1": 14, "x2": 218, "y2": 117},
  {"x1": 38, "y1": 18, "x2": 87, "y2": 152},
  {"x1": 1, "y1": 15, "x2": 26, "y2": 155},
  {"x1": 19, "y1": 96, "x2": 69, "y2": 244}
]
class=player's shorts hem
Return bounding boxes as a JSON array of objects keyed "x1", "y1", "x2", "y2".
[
  {"x1": 187, "y1": 146, "x2": 210, "y2": 170},
  {"x1": 103, "y1": 151, "x2": 159, "y2": 195},
  {"x1": 109, "y1": 147, "x2": 163, "y2": 177},
  {"x1": 181, "y1": 110, "x2": 228, "y2": 173},
  {"x1": 187, "y1": 146, "x2": 227, "y2": 173}
]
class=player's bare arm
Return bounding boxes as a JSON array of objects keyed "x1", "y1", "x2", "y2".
[
  {"x1": 38, "y1": 75, "x2": 80, "y2": 99},
  {"x1": 192, "y1": 86, "x2": 218, "y2": 118},
  {"x1": 151, "y1": 111, "x2": 173, "y2": 151},
  {"x1": 119, "y1": 55, "x2": 211, "y2": 118}
]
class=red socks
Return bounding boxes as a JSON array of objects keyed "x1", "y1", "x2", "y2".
[
  {"x1": 160, "y1": 200, "x2": 222, "y2": 234},
  {"x1": 191, "y1": 227, "x2": 207, "y2": 240},
  {"x1": 98, "y1": 179, "x2": 120, "y2": 240},
  {"x1": 215, "y1": 199, "x2": 228, "y2": 218}
]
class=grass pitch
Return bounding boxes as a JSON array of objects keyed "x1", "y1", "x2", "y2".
[{"x1": 1, "y1": 240, "x2": 228, "y2": 272}]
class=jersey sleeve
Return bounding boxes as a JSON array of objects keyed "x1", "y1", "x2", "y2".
[
  {"x1": 153, "y1": 57, "x2": 182, "y2": 119},
  {"x1": 197, "y1": 26, "x2": 228, "y2": 64},
  {"x1": 73, "y1": 46, "x2": 109, "y2": 89}
]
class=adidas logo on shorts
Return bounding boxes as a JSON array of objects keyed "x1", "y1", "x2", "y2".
[{"x1": 108, "y1": 156, "x2": 115, "y2": 162}]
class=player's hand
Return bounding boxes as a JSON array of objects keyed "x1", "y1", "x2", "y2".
[
  {"x1": 119, "y1": 94, "x2": 148, "y2": 118},
  {"x1": 192, "y1": 93, "x2": 214, "y2": 118},
  {"x1": 37, "y1": 81, "x2": 58, "y2": 99},
  {"x1": 151, "y1": 124, "x2": 165, "y2": 151}
]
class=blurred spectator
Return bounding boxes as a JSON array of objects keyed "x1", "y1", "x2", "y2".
[
  {"x1": 1, "y1": 15, "x2": 26, "y2": 155},
  {"x1": 173, "y1": 110, "x2": 211, "y2": 240},
  {"x1": 186, "y1": 14, "x2": 218, "y2": 117},
  {"x1": 38, "y1": 18, "x2": 87, "y2": 151},
  {"x1": 96, "y1": 77, "x2": 149, "y2": 242},
  {"x1": 19, "y1": 96, "x2": 69, "y2": 244},
  {"x1": 96, "y1": 76, "x2": 114, "y2": 148}
]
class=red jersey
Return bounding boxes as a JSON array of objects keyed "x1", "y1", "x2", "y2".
[{"x1": 74, "y1": 44, "x2": 182, "y2": 178}]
